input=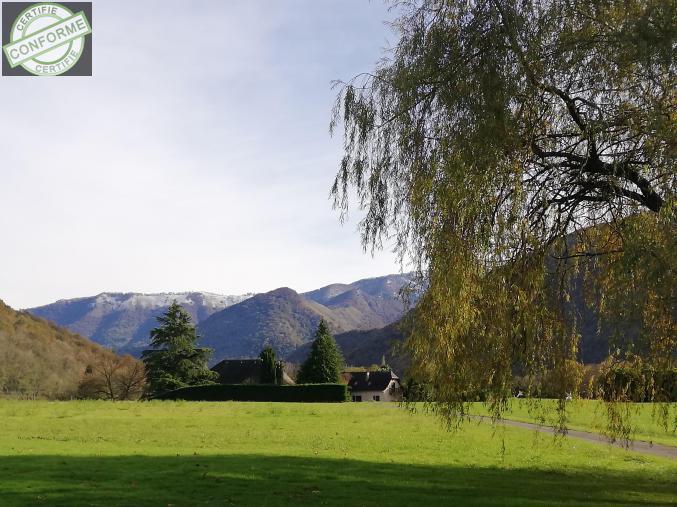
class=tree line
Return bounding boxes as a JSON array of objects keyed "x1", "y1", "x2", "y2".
[{"x1": 79, "y1": 302, "x2": 346, "y2": 399}]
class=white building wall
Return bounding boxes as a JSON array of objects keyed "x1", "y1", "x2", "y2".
[{"x1": 352, "y1": 380, "x2": 402, "y2": 402}]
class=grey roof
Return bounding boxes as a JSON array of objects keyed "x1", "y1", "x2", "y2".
[
  {"x1": 348, "y1": 370, "x2": 399, "y2": 392},
  {"x1": 211, "y1": 359, "x2": 262, "y2": 384},
  {"x1": 211, "y1": 359, "x2": 295, "y2": 385}
]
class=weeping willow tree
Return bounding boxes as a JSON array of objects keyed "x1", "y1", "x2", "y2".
[{"x1": 330, "y1": 0, "x2": 675, "y2": 431}]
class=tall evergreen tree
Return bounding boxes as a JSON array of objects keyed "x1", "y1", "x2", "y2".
[
  {"x1": 142, "y1": 301, "x2": 217, "y2": 396},
  {"x1": 298, "y1": 320, "x2": 344, "y2": 384},
  {"x1": 259, "y1": 346, "x2": 277, "y2": 384}
]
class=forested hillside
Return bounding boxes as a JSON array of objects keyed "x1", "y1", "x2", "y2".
[
  {"x1": 0, "y1": 300, "x2": 118, "y2": 399},
  {"x1": 198, "y1": 275, "x2": 413, "y2": 361},
  {"x1": 198, "y1": 287, "x2": 347, "y2": 360}
]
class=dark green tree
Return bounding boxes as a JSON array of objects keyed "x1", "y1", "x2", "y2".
[
  {"x1": 142, "y1": 301, "x2": 217, "y2": 396},
  {"x1": 298, "y1": 320, "x2": 344, "y2": 384},
  {"x1": 260, "y1": 346, "x2": 277, "y2": 384},
  {"x1": 275, "y1": 361, "x2": 284, "y2": 385}
]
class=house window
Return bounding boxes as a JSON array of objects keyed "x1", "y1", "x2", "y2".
[
  {"x1": 352, "y1": 395, "x2": 362, "y2": 402},
  {"x1": 373, "y1": 395, "x2": 380, "y2": 401}
]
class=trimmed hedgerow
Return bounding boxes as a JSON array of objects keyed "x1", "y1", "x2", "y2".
[{"x1": 153, "y1": 383, "x2": 349, "y2": 402}]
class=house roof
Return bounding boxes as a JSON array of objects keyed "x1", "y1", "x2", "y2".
[
  {"x1": 211, "y1": 358, "x2": 295, "y2": 385},
  {"x1": 211, "y1": 359, "x2": 262, "y2": 384},
  {"x1": 347, "y1": 370, "x2": 399, "y2": 392}
]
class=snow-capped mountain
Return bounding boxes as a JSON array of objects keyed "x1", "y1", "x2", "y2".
[
  {"x1": 27, "y1": 274, "x2": 416, "y2": 363},
  {"x1": 88, "y1": 292, "x2": 247, "y2": 313},
  {"x1": 28, "y1": 292, "x2": 253, "y2": 353}
]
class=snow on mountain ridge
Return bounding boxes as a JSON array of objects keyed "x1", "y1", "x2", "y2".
[{"x1": 90, "y1": 292, "x2": 254, "y2": 311}]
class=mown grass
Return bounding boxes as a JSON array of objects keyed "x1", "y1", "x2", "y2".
[
  {"x1": 469, "y1": 399, "x2": 677, "y2": 447},
  {"x1": 0, "y1": 400, "x2": 675, "y2": 506}
]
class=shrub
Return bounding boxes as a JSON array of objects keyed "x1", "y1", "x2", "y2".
[
  {"x1": 402, "y1": 378, "x2": 433, "y2": 402},
  {"x1": 153, "y1": 383, "x2": 349, "y2": 402},
  {"x1": 541, "y1": 360, "x2": 585, "y2": 398},
  {"x1": 652, "y1": 368, "x2": 677, "y2": 402},
  {"x1": 579, "y1": 364, "x2": 602, "y2": 399},
  {"x1": 599, "y1": 357, "x2": 676, "y2": 402}
]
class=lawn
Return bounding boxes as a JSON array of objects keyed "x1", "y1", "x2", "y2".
[
  {"x1": 469, "y1": 399, "x2": 677, "y2": 447},
  {"x1": 0, "y1": 400, "x2": 675, "y2": 506}
]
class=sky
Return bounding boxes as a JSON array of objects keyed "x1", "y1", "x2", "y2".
[{"x1": 0, "y1": 0, "x2": 405, "y2": 309}]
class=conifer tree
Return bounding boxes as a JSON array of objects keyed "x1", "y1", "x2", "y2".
[
  {"x1": 298, "y1": 320, "x2": 344, "y2": 384},
  {"x1": 142, "y1": 301, "x2": 217, "y2": 396},
  {"x1": 259, "y1": 346, "x2": 277, "y2": 384}
]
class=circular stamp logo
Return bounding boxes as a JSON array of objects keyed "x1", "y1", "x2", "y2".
[{"x1": 3, "y1": 3, "x2": 91, "y2": 76}]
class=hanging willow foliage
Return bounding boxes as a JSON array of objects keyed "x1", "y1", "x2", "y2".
[{"x1": 330, "y1": 0, "x2": 675, "y2": 431}]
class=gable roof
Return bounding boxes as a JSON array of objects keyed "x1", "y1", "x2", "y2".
[
  {"x1": 348, "y1": 370, "x2": 399, "y2": 392},
  {"x1": 211, "y1": 358, "x2": 295, "y2": 385},
  {"x1": 211, "y1": 359, "x2": 262, "y2": 384}
]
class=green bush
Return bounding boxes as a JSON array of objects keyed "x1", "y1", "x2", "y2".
[
  {"x1": 652, "y1": 368, "x2": 677, "y2": 402},
  {"x1": 154, "y1": 383, "x2": 349, "y2": 402},
  {"x1": 599, "y1": 358, "x2": 676, "y2": 402}
]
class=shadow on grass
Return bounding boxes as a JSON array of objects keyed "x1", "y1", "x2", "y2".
[{"x1": 0, "y1": 454, "x2": 674, "y2": 506}]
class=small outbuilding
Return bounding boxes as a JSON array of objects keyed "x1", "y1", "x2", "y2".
[{"x1": 347, "y1": 370, "x2": 402, "y2": 402}]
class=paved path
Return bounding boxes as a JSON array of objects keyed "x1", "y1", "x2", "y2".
[{"x1": 477, "y1": 417, "x2": 677, "y2": 460}]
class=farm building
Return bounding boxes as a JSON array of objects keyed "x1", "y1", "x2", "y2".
[
  {"x1": 347, "y1": 370, "x2": 402, "y2": 402},
  {"x1": 211, "y1": 359, "x2": 295, "y2": 385}
]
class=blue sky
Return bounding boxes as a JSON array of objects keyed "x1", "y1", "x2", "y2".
[{"x1": 0, "y1": 0, "x2": 403, "y2": 309}]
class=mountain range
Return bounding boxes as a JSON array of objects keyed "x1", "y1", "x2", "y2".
[
  {"x1": 28, "y1": 292, "x2": 253, "y2": 354},
  {"x1": 19, "y1": 268, "x2": 624, "y2": 378},
  {"x1": 199, "y1": 274, "x2": 412, "y2": 360},
  {"x1": 27, "y1": 274, "x2": 413, "y2": 363}
]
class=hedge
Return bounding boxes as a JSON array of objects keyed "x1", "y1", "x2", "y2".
[{"x1": 154, "y1": 383, "x2": 349, "y2": 402}]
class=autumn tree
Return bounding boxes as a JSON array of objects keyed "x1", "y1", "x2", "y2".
[
  {"x1": 331, "y1": 0, "x2": 675, "y2": 425},
  {"x1": 142, "y1": 302, "x2": 217, "y2": 396},
  {"x1": 78, "y1": 355, "x2": 146, "y2": 400}
]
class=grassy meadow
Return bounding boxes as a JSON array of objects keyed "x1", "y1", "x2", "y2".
[
  {"x1": 470, "y1": 399, "x2": 677, "y2": 447},
  {"x1": 0, "y1": 400, "x2": 675, "y2": 506}
]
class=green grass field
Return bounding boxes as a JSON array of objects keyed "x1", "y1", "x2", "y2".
[
  {"x1": 0, "y1": 401, "x2": 675, "y2": 506},
  {"x1": 470, "y1": 399, "x2": 677, "y2": 447}
]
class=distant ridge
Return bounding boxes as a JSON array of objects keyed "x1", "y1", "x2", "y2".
[
  {"x1": 287, "y1": 320, "x2": 408, "y2": 372},
  {"x1": 28, "y1": 292, "x2": 253, "y2": 353},
  {"x1": 198, "y1": 274, "x2": 413, "y2": 362},
  {"x1": 27, "y1": 274, "x2": 414, "y2": 364}
]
